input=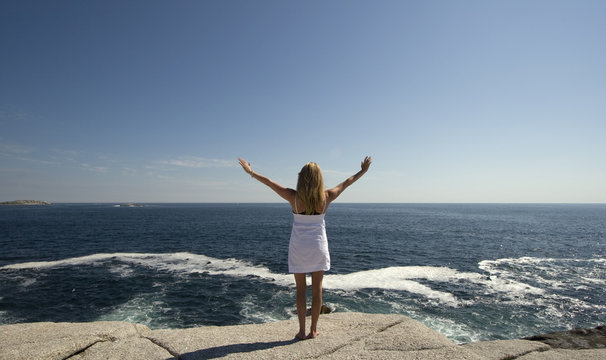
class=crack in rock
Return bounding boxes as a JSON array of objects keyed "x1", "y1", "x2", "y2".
[
  {"x1": 310, "y1": 319, "x2": 405, "y2": 359},
  {"x1": 62, "y1": 339, "x2": 109, "y2": 360},
  {"x1": 142, "y1": 335, "x2": 181, "y2": 359},
  {"x1": 62, "y1": 324, "x2": 177, "y2": 360}
]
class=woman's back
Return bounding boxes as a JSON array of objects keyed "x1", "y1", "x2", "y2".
[{"x1": 293, "y1": 194, "x2": 327, "y2": 215}]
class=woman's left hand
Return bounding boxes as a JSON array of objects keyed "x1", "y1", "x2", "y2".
[
  {"x1": 238, "y1": 158, "x2": 253, "y2": 175},
  {"x1": 361, "y1": 156, "x2": 372, "y2": 173}
]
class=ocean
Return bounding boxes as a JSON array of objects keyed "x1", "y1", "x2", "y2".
[{"x1": 0, "y1": 203, "x2": 604, "y2": 344}]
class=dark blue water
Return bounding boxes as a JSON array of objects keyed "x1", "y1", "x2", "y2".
[{"x1": 1, "y1": 203, "x2": 604, "y2": 343}]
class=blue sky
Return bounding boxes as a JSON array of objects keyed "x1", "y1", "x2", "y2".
[{"x1": 1, "y1": 0, "x2": 605, "y2": 203}]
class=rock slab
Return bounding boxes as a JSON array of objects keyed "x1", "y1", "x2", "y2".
[
  {"x1": 524, "y1": 325, "x2": 606, "y2": 349},
  {"x1": 1, "y1": 313, "x2": 605, "y2": 360},
  {"x1": 0, "y1": 321, "x2": 157, "y2": 360}
]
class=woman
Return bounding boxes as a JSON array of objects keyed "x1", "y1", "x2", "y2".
[{"x1": 238, "y1": 156, "x2": 372, "y2": 340}]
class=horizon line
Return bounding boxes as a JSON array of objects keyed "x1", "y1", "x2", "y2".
[{"x1": 5, "y1": 201, "x2": 606, "y2": 205}]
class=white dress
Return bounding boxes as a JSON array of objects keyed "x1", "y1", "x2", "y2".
[{"x1": 288, "y1": 197, "x2": 330, "y2": 273}]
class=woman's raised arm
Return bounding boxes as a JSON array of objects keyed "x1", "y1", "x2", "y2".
[
  {"x1": 239, "y1": 158, "x2": 295, "y2": 202},
  {"x1": 326, "y1": 156, "x2": 372, "y2": 203}
]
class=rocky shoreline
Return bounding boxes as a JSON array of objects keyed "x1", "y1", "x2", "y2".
[
  {"x1": 0, "y1": 313, "x2": 604, "y2": 360},
  {"x1": 0, "y1": 200, "x2": 51, "y2": 206}
]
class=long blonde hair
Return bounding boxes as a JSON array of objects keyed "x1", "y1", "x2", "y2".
[{"x1": 296, "y1": 162, "x2": 326, "y2": 215}]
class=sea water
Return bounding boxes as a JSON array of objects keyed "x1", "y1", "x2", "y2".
[{"x1": 0, "y1": 203, "x2": 604, "y2": 343}]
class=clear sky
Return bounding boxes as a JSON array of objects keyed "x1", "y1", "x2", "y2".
[{"x1": 1, "y1": 0, "x2": 605, "y2": 203}]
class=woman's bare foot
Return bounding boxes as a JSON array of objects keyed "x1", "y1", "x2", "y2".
[
  {"x1": 295, "y1": 331, "x2": 306, "y2": 340},
  {"x1": 307, "y1": 330, "x2": 320, "y2": 339}
]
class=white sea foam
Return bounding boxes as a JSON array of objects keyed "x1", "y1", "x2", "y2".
[
  {"x1": 108, "y1": 264, "x2": 135, "y2": 278},
  {"x1": 479, "y1": 256, "x2": 606, "y2": 271},
  {"x1": 419, "y1": 315, "x2": 483, "y2": 344},
  {"x1": 0, "y1": 253, "x2": 157, "y2": 270},
  {"x1": 3, "y1": 253, "x2": 602, "y2": 310},
  {"x1": 97, "y1": 294, "x2": 162, "y2": 327},
  {"x1": 20, "y1": 278, "x2": 37, "y2": 287},
  {"x1": 1, "y1": 253, "x2": 466, "y2": 306},
  {"x1": 239, "y1": 291, "x2": 293, "y2": 324},
  {"x1": 323, "y1": 267, "x2": 477, "y2": 306},
  {"x1": 478, "y1": 256, "x2": 606, "y2": 292},
  {"x1": 0, "y1": 252, "x2": 295, "y2": 286},
  {"x1": 478, "y1": 256, "x2": 606, "y2": 311}
]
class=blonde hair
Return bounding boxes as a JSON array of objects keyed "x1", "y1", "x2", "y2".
[{"x1": 296, "y1": 162, "x2": 326, "y2": 215}]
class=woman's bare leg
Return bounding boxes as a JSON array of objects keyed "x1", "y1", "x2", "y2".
[
  {"x1": 294, "y1": 273, "x2": 307, "y2": 340},
  {"x1": 308, "y1": 271, "x2": 324, "y2": 339}
]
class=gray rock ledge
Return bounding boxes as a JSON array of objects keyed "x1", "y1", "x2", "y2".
[
  {"x1": 523, "y1": 325, "x2": 606, "y2": 350},
  {"x1": 0, "y1": 313, "x2": 604, "y2": 360},
  {"x1": 0, "y1": 200, "x2": 51, "y2": 206}
]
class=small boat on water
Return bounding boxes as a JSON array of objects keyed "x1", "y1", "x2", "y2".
[{"x1": 113, "y1": 203, "x2": 143, "y2": 207}]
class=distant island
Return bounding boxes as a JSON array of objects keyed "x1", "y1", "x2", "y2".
[{"x1": 0, "y1": 200, "x2": 52, "y2": 206}]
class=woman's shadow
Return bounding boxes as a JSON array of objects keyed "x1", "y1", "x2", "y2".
[{"x1": 174, "y1": 338, "x2": 299, "y2": 359}]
